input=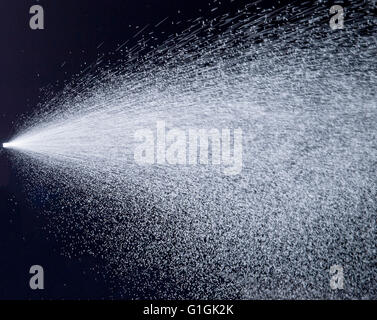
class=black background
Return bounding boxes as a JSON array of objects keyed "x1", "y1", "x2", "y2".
[
  {"x1": 1, "y1": 0, "x2": 349, "y2": 300},
  {"x1": 0, "y1": 0, "x2": 268, "y2": 300}
]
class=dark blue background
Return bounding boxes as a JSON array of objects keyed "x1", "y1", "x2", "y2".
[{"x1": 0, "y1": 0, "x2": 281, "y2": 299}]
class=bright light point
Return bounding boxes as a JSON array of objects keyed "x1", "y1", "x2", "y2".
[{"x1": 3, "y1": 142, "x2": 11, "y2": 148}]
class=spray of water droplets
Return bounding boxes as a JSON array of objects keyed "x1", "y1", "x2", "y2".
[{"x1": 4, "y1": 1, "x2": 377, "y2": 298}]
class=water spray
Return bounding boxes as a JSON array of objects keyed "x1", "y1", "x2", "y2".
[{"x1": 4, "y1": 1, "x2": 377, "y2": 299}]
